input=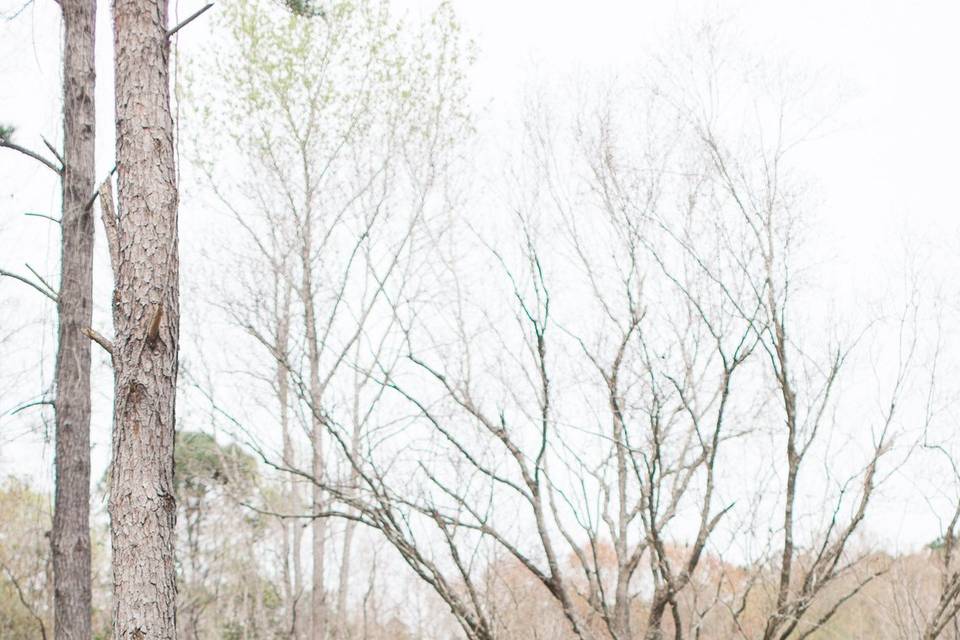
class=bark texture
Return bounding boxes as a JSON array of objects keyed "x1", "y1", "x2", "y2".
[
  {"x1": 53, "y1": 0, "x2": 96, "y2": 638},
  {"x1": 106, "y1": 0, "x2": 179, "y2": 636}
]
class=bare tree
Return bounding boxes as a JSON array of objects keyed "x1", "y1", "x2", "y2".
[
  {"x1": 894, "y1": 317, "x2": 960, "y2": 640},
  {"x1": 921, "y1": 482, "x2": 960, "y2": 640},
  {"x1": 183, "y1": 0, "x2": 471, "y2": 637},
  {"x1": 671, "y1": 43, "x2": 909, "y2": 639},
  {"x1": 250, "y1": 75, "x2": 768, "y2": 640},
  {"x1": 275, "y1": 42, "x2": 919, "y2": 640},
  {"x1": 158, "y1": 12, "x2": 954, "y2": 640}
]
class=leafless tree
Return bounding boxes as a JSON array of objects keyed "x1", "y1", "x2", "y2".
[
  {"x1": 165, "y1": 13, "x2": 949, "y2": 640},
  {"x1": 249, "y1": 75, "x2": 771, "y2": 640},
  {"x1": 668, "y1": 40, "x2": 910, "y2": 639},
  {"x1": 279, "y1": 43, "x2": 922, "y2": 640},
  {"x1": 183, "y1": 0, "x2": 471, "y2": 637},
  {"x1": 889, "y1": 312, "x2": 960, "y2": 640}
]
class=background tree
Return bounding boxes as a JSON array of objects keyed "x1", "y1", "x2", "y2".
[{"x1": 183, "y1": 0, "x2": 470, "y2": 637}]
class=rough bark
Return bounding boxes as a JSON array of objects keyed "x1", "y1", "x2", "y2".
[
  {"x1": 52, "y1": 0, "x2": 96, "y2": 638},
  {"x1": 106, "y1": 0, "x2": 180, "y2": 635}
]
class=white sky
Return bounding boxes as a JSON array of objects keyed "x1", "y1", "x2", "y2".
[{"x1": 1, "y1": 0, "x2": 959, "y2": 550}]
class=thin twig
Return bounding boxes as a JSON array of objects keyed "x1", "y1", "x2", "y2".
[
  {"x1": 2, "y1": 0, "x2": 34, "y2": 20},
  {"x1": 24, "y1": 212, "x2": 61, "y2": 224},
  {"x1": 166, "y1": 2, "x2": 213, "y2": 38},
  {"x1": 82, "y1": 327, "x2": 114, "y2": 358},
  {"x1": 40, "y1": 136, "x2": 64, "y2": 169},
  {"x1": 0, "y1": 268, "x2": 58, "y2": 302},
  {"x1": 9, "y1": 399, "x2": 54, "y2": 415},
  {"x1": 85, "y1": 164, "x2": 117, "y2": 210},
  {"x1": 24, "y1": 263, "x2": 58, "y2": 298},
  {"x1": 0, "y1": 140, "x2": 62, "y2": 175},
  {"x1": 1, "y1": 562, "x2": 48, "y2": 640}
]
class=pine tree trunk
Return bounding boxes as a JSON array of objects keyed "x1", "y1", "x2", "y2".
[
  {"x1": 52, "y1": 0, "x2": 96, "y2": 637},
  {"x1": 106, "y1": 0, "x2": 179, "y2": 635}
]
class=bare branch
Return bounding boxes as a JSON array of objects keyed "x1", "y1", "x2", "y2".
[
  {"x1": 85, "y1": 164, "x2": 117, "y2": 211},
  {"x1": 0, "y1": 138, "x2": 62, "y2": 175},
  {"x1": 24, "y1": 263, "x2": 58, "y2": 298},
  {"x1": 7, "y1": 398, "x2": 54, "y2": 415},
  {"x1": 24, "y1": 212, "x2": 61, "y2": 224},
  {"x1": 0, "y1": 268, "x2": 58, "y2": 302},
  {"x1": 166, "y1": 3, "x2": 213, "y2": 38},
  {"x1": 40, "y1": 135, "x2": 64, "y2": 168},
  {"x1": 82, "y1": 327, "x2": 114, "y2": 358},
  {"x1": 1, "y1": 562, "x2": 48, "y2": 640}
]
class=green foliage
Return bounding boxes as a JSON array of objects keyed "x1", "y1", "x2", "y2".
[
  {"x1": 174, "y1": 430, "x2": 258, "y2": 499},
  {"x1": 279, "y1": 0, "x2": 326, "y2": 18},
  {"x1": 182, "y1": 0, "x2": 472, "y2": 197},
  {"x1": 0, "y1": 124, "x2": 14, "y2": 142}
]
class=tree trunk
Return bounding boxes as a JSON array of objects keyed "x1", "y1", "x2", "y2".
[
  {"x1": 300, "y1": 201, "x2": 326, "y2": 640},
  {"x1": 277, "y1": 281, "x2": 304, "y2": 639},
  {"x1": 335, "y1": 519, "x2": 355, "y2": 640},
  {"x1": 335, "y1": 362, "x2": 365, "y2": 640},
  {"x1": 52, "y1": 0, "x2": 96, "y2": 637},
  {"x1": 311, "y1": 437, "x2": 327, "y2": 640},
  {"x1": 293, "y1": 503, "x2": 305, "y2": 639},
  {"x1": 106, "y1": 0, "x2": 179, "y2": 635}
]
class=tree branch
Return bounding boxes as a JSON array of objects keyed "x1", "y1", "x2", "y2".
[
  {"x1": 0, "y1": 139, "x2": 62, "y2": 175},
  {"x1": 1, "y1": 562, "x2": 47, "y2": 640},
  {"x1": 24, "y1": 212, "x2": 61, "y2": 224},
  {"x1": 9, "y1": 398, "x2": 55, "y2": 415},
  {"x1": 82, "y1": 327, "x2": 114, "y2": 358},
  {"x1": 0, "y1": 268, "x2": 58, "y2": 302},
  {"x1": 85, "y1": 164, "x2": 117, "y2": 210},
  {"x1": 166, "y1": 3, "x2": 213, "y2": 38},
  {"x1": 40, "y1": 136, "x2": 64, "y2": 168},
  {"x1": 24, "y1": 263, "x2": 58, "y2": 298}
]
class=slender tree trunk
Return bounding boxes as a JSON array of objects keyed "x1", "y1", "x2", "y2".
[
  {"x1": 276, "y1": 279, "x2": 304, "y2": 639},
  {"x1": 279, "y1": 388, "x2": 296, "y2": 635},
  {"x1": 335, "y1": 520, "x2": 355, "y2": 640},
  {"x1": 300, "y1": 203, "x2": 326, "y2": 640},
  {"x1": 293, "y1": 504, "x2": 305, "y2": 639},
  {"x1": 52, "y1": 1, "x2": 96, "y2": 638},
  {"x1": 334, "y1": 359, "x2": 365, "y2": 640},
  {"x1": 311, "y1": 427, "x2": 326, "y2": 640},
  {"x1": 106, "y1": 0, "x2": 179, "y2": 635},
  {"x1": 644, "y1": 595, "x2": 668, "y2": 640}
]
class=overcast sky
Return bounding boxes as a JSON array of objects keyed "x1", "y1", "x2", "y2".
[{"x1": 2, "y1": 0, "x2": 959, "y2": 548}]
